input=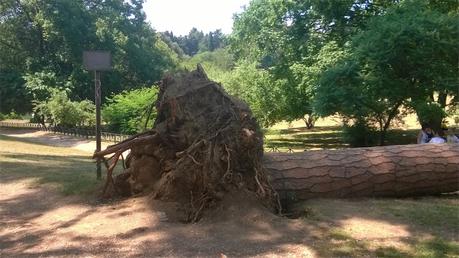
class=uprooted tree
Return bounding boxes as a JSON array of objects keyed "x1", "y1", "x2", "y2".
[
  {"x1": 93, "y1": 66, "x2": 279, "y2": 222},
  {"x1": 94, "y1": 67, "x2": 459, "y2": 222},
  {"x1": 265, "y1": 144, "x2": 459, "y2": 202}
]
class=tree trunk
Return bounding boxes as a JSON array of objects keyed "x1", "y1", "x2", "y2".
[{"x1": 264, "y1": 144, "x2": 459, "y2": 201}]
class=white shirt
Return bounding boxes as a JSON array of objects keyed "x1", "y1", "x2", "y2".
[{"x1": 429, "y1": 137, "x2": 446, "y2": 144}]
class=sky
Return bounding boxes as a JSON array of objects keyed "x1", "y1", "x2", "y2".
[{"x1": 143, "y1": 0, "x2": 251, "y2": 36}]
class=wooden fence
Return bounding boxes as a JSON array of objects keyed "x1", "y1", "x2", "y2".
[{"x1": 0, "y1": 121, "x2": 130, "y2": 143}]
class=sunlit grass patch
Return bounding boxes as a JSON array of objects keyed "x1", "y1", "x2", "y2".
[
  {"x1": 299, "y1": 198, "x2": 459, "y2": 257},
  {"x1": 0, "y1": 134, "x2": 102, "y2": 196}
]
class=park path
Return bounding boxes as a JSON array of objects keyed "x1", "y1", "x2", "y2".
[{"x1": 0, "y1": 128, "x2": 110, "y2": 153}]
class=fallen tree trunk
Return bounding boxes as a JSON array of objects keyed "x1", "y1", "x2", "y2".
[{"x1": 265, "y1": 144, "x2": 459, "y2": 202}]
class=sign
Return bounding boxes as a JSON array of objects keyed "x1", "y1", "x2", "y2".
[
  {"x1": 83, "y1": 51, "x2": 112, "y2": 71},
  {"x1": 83, "y1": 50, "x2": 111, "y2": 180}
]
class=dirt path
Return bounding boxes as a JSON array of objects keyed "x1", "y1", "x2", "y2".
[
  {"x1": 0, "y1": 181, "x2": 316, "y2": 257},
  {"x1": 0, "y1": 129, "x2": 317, "y2": 257},
  {"x1": 0, "y1": 128, "x2": 111, "y2": 153},
  {"x1": 0, "y1": 129, "x2": 457, "y2": 257}
]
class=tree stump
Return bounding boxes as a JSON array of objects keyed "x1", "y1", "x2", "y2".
[{"x1": 94, "y1": 66, "x2": 279, "y2": 222}]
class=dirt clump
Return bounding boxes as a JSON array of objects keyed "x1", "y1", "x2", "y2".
[{"x1": 94, "y1": 66, "x2": 279, "y2": 222}]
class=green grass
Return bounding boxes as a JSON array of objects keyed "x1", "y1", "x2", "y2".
[
  {"x1": 263, "y1": 125, "x2": 420, "y2": 152},
  {"x1": 297, "y1": 198, "x2": 459, "y2": 257},
  {"x1": 0, "y1": 134, "x2": 102, "y2": 196}
]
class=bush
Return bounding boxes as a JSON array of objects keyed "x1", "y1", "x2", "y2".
[
  {"x1": 102, "y1": 87, "x2": 158, "y2": 134},
  {"x1": 34, "y1": 90, "x2": 95, "y2": 127},
  {"x1": 342, "y1": 119, "x2": 378, "y2": 147},
  {"x1": 0, "y1": 110, "x2": 23, "y2": 120}
]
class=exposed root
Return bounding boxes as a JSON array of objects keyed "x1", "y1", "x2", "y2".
[{"x1": 93, "y1": 67, "x2": 279, "y2": 221}]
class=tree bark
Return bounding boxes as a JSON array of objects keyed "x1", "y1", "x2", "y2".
[{"x1": 264, "y1": 144, "x2": 459, "y2": 201}]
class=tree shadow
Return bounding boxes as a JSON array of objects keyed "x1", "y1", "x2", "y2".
[{"x1": 265, "y1": 126, "x2": 421, "y2": 151}]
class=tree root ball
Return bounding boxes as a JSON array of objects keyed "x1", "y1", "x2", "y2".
[{"x1": 102, "y1": 66, "x2": 279, "y2": 222}]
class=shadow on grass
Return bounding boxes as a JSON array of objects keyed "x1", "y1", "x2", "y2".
[
  {"x1": 265, "y1": 126, "x2": 420, "y2": 151},
  {"x1": 265, "y1": 126, "x2": 347, "y2": 151},
  {"x1": 297, "y1": 198, "x2": 459, "y2": 257},
  {"x1": 0, "y1": 152, "x2": 101, "y2": 196}
]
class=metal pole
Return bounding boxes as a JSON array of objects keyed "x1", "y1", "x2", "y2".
[{"x1": 95, "y1": 71, "x2": 102, "y2": 180}]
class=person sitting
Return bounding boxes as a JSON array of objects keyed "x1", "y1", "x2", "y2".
[
  {"x1": 428, "y1": 130, "x2": 446, "y2": 144},
  {"x1": 417, "y1": 123, "x2": 433, "y2": 144}
]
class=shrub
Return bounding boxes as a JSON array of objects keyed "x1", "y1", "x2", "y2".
[
  {"x1": 34, "y1": 90, "x2": 95, "y2": 127},
  {"x1": 0, "y1": 110, "x2": 23, "y2": 120},
  {"x1": 102, "y1": 87, "x2": 158, "y2": 134},
  {"x1": 342, "y1": 119, "x2": 378, "y2": 147}
]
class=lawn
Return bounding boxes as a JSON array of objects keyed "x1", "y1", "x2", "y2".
[
  {"x1": 262, "y1": 114, "x2": 456, "y2": 152},
  {"x1": 297, "y1": 198, "x2": 459, "y2": 257},
  {"x1": 1, "y1": 133, "x2": 458, "y2": 257},
  {"x1": 0, "y1": 134, "x2": 101, "y2": 196}
]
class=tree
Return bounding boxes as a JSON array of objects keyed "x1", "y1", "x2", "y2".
[
  {"x1": 219, "y1": 60, "x2": 286, "y2": 127},
  {"x1": 315, "y1": 0, "x2": 459, "y2": 144},
  {"x1": 229, "y1": 0, "x2": 397, "y2": 128},
  {"x1": 0, "y1": 0, "x2": 176, "y2": 113},
  {"x1": 161, "y1": 29, "x2": 227, "y2": 57}
]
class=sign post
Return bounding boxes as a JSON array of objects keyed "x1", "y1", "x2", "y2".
[{"x1": 83, "y1": 51, "x2": 111, "y2": 180}]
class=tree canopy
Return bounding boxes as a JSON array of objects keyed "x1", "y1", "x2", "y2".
[
  {"x1": 0, "y1": 0, "x2": 177, "y2": 113},
  {"x1": 229, "y1": 0, "x2": 458, "y2": 144}
]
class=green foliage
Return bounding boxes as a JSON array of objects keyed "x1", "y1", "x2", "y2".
[
  {"x1": 34, "y1": 90, "x2": 95, "y2": 127},
  {"x1": 219, "y1": 61, "x2": 286, "y2": 127},
  {"x1": 102, "y1": 87, "x2": 158, "y2": 134},
  {"x1": 0, "y1": 0, "x2": 176, "y2": 113},
  {"x1": 342, "y1": 120, "x2": 378, "y2": 147},
  {"x1": 0, "y1": 110, "x2": 22, "y2": 120},
  {"x1": 23, "y1": 71, "x2": 72, "y2": 102},
  {"x1": 162, "y1": 28, "x2": 226, "y2": 57},
  {"x1": 314, "y1": 0, "x2": 458, "y2": 145},
  {"x1": 414, "y1": 102, "x2": 447, "y2": 131},
  {"x1": 181, "y1": 48, "x2": 234, "y2": 81},
  {"x1": 228, "y1": 0, "x2": 386, "y2": 126},
  {"x1": 0, "y1": 70, "x2": 30, "y2": 113}
]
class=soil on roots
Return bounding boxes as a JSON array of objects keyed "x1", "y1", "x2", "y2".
[{"x1": 102, "y1": 66, "x2": 279, "y2": 222}]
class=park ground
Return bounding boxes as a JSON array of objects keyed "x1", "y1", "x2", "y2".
[{"x1": 0, "y1": 125, "x2": 458, "y2": 257}]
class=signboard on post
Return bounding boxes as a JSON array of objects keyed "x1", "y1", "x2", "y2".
[
  {"x1": 83, "y1": 51, "x2": 111, "y2": 71},
  {"x1": 83, "y1": 51, "x2": 112, "y2": 180}
]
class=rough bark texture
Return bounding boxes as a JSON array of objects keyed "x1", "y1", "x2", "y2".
[
  {"x1": 95, "y1": 66, "x2": 278, "y2": 222},
  {"x1": 265, "y1": 144, "x2": 459, "y2": 202}
]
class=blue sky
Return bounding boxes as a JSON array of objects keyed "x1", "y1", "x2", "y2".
[{"x1": 143, "y1": 0, "x2": 251, "y2": 36}]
